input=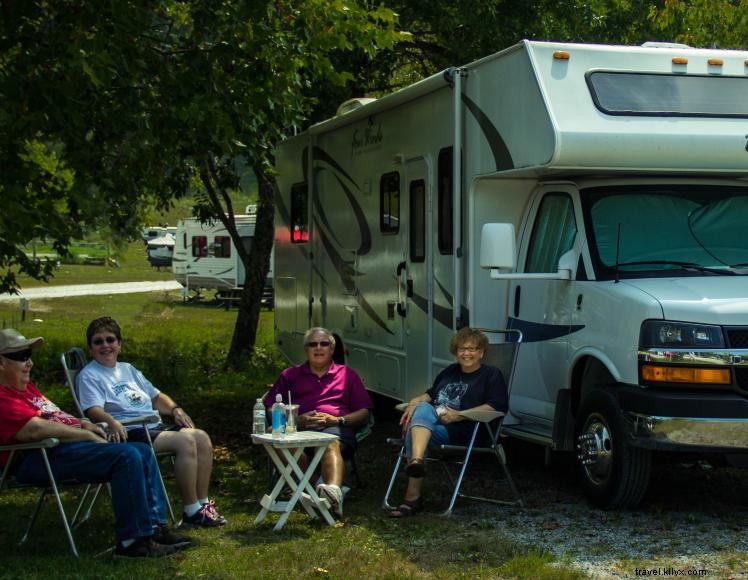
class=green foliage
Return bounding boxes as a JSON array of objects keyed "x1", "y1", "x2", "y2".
[{"x1": 652, "y1": 0, "x2": 748, "y2": 48}]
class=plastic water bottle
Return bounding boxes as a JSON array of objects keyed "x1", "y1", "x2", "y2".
[
  {"x1": 271, "y1": 394, "x2": 286, "y2": 439},
  {"x1": 252, "y1": 398, "x2": 266, "y2": 435}
]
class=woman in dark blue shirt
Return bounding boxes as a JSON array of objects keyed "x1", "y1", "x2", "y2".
[{"x1": 390, "y1": 327, "x2": 507, "y2": 518}]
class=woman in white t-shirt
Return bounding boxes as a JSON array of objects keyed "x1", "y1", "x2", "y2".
[{"x1": 77, "y1": 316, "x2": 226, "y2": 528}]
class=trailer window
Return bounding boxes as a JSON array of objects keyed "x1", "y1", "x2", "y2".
[
  {"x1": 380, "y1": 172, "x2": 400, "y2": 234},
  {"x1": 587, "y1": 71, "x2": 748, "y2": 117},
  {"x1": 526, "y1": 194, "x2": 577, "y2": 273},
  {"x1": 192, "y1": 236, "x2": 208, "y2": 258},
  {"x1": 438, "y1": 148, "x2": 453, "y2": 254},
  {"x1": 410, "y1": 179, "x2": 426, "y2": 262},
  {"x1": 213, "y1": 236, "x2": 231, "y2": 258},
  {"x1": 291, "y1": 182, "x2": 309, "y2": 243}
]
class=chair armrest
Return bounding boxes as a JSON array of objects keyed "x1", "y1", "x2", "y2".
[
  {"x1": 457, "y1": 409, "x2": 504, "y2": 422},
  {"x1": 118, "y1": 415, "x2": 160, "y2": 427},
  {"x1": 0, "y1": 438, "x2": 60, "y2": 451}
]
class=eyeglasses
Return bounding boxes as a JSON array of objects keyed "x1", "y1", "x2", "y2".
[
  {"x1": 2, "y1": 349, "x2": 33, "y2": 362},
  {"x1": 457, "y1": 346, "x2": 480, "y2": 353},
  {"x1": 92, "y1": 336, "x2": 118, "y2": 346},
  {"x1": 305, "y1": 341, "x2": 331, "y2": 348}
]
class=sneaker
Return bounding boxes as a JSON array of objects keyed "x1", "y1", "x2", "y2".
[
  {"x1": 113, "y1": 537, "x2": 177, "y2": 559},
  {"x1": 180, "y1": 502, "x2": 226, "y2": 528},
  {"x1": 316, "y1": 483, "x2": 343, "y2": 517},
  {"x1": 152, "y1": 525, "x2": 192, "y2": 550},
  {"x1": 201, "y1": 500, "x2": 227, "y2": 525}
]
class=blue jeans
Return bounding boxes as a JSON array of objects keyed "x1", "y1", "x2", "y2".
[
  {"x1": 405, "y1": 402, "x2": 452, "y2": 457},
  {"x1": 16, "y1": 441, "x2": 167, "y2": 542}
]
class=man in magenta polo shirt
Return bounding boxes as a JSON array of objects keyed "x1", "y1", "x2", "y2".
[{"x1": 264, "y1": 327, "x2": 372, "y2": 517}]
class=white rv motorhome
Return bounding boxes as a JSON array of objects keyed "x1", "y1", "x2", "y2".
[
  {"x1": 172, "y1": 211, "x2": 274, "y2": 305},
  {"x1": 273, "y1": 40, "x2": 748, "y2": 508}
]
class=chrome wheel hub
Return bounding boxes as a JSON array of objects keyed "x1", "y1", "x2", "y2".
[{"x1": 576, "y1": 417, "x2": 613, "y2": 485}]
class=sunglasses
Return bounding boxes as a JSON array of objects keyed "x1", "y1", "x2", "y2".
[
  {"x1": 2, "y1": 348, "x2": 33, "y2": 362},
  {"x1": 92, "y1": 336, "x2": 118, "y2": 346},
  {"x1": 305, "y1": 341, "x2": 331, "y2": 348}
]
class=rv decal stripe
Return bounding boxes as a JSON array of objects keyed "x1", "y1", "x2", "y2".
[
  {"x1": 410, "y1": 291, "x2": 453, "y2": 329},
  {"x1": 461, "y1": 94, "x2": 514, "y2": 171},
  {"x1": 313, "y1": 215, "x2": 394, "y2": 335},
  {"x1": 310, "y1": 146, "x2": 359, "y2": 190},
  {"x1": 506, "y1": 317, "x2": 584, "y2": 342}
]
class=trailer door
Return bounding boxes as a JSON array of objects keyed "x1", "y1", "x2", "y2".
[{"x1": 404, "y1": 157, "x2": 433, "y2": 395}]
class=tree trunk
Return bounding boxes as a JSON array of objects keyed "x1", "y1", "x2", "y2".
[{"x1": 227, "y1": 164, "x2": 276, "y2": 369}]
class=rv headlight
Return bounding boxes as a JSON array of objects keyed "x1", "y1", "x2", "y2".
[{"x1": 640, "y1": 321, "x2": 724, "y2": 348}]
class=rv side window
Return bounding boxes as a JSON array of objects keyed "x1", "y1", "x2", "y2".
[
  {"x1": 380, "y1": 172, "x2": 400, "y2": 234},
  {"x1": 214, "y1": 236, "x2": 231, "y2": 258},
  {"x1": 410, "y1": 179, "x2": 426, "y2": 262},
  {"x1": 192, "y1": 236, "x2": 208, "y2": 258},
  {"x1": 525, "y1": 194, "x2": 577, "y2": 273},
  {"x1": 438, "y1": 147, "x2": 459, "y2": 254},
  {"x1": 291, "y1": 182, "x2": 309, "y2": 243}
]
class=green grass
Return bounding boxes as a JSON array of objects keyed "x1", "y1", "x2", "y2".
[
  {"x1": 0, "y1": 288, "x2": 581, "y2": 579},
  {"x1": 13, "y1": 241, "x2": 173, "y2": 288}
]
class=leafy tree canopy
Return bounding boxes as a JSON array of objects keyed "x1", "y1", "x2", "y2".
[{"x1": 0, "y1": 0, "x2": 400, "y2": 295}]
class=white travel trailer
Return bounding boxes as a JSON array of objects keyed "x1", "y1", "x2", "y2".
[
  {"x1": 172, "y1": 211, "x2": 274, "y2": 305},
  {"x1": 273, "y1": 40, "x2": 748, "y2": 508}
]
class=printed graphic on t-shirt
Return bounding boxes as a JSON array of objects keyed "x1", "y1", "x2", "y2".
[
  {"x1": 112, "y1": 382, "x2": 151, "y2": 408},
  {"x1": 434, "y1": 381, "x2": 468, "y2": 409},
  {"x1": 28, "y1": 395, "x2": 80, "y2": 426}
]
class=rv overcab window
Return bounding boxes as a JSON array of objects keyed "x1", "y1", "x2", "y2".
[
  {"x1": 214, "y1": 236, "x2": 231, "y2": 258},
  {"x1": 192, "y1": 236, "x2": 208, "y2": 258},
  {"x1": 380, "y1": 171, "x2": 400, "y2": 234},
  {"x1": 587, "y1": 71, "x2": 748, "y2": 117},
  {"x1": 291, "y1": 182, "x2": 309, "y2": 243}
]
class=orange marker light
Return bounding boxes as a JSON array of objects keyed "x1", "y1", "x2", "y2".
[
  {"x1": 642, "y1": 365, "x2": 731, "y2": 384},
  {"x1": 553, "y1": 51, "x2": 570, "y2": 60},
  {"x1": 672, "y1": 57, "x2": 688, "y2": 65}
]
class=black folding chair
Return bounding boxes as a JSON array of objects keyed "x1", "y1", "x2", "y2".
[{"x1": 382, "y1": 328, "x2": 524, "y2": 516}]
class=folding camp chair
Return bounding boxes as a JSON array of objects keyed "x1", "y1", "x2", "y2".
[
  {"x1": 61, "y1": 347, "x2": 176, "y2": 524},
  {"x1": 0, "y1": 438, "x2": 87, "y2": 556},
  {"x1": 382, "y1": 328, "x2": 524, "y2": 516}
]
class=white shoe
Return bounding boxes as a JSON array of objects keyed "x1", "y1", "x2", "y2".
[{"x1": 316, "y1": 483, "x2": 343, "y2": 517}]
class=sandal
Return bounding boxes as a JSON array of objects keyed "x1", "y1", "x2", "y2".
[
  {"x1": 405, "y1": 457, "x2": 426, "y2": 478},
  {"x1": 389, "y1": 497, "x2": 423, "y2": 518}
]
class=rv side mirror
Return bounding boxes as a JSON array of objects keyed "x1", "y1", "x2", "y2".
[
  {"x1": 557, "y1": 249, "x2": 577, "y2": 279},
  {"x1": 480, "y1": 223, "x2": 516, "y2": 272}
]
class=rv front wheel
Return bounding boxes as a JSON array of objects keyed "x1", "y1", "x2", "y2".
[{"x1": 576, "y1": 389, "x2": 651, "y2": 509}]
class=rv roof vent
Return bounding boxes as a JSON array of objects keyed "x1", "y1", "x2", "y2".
[
  {"x1": 641, "y1": 41, "x2": 693, "y2": 49},
  {"x1": 336, "y1": 98, "x2": 376, "y2": 116},
  {"x1": 246, "y1": 204, "x2": 258, "y2": 215}
]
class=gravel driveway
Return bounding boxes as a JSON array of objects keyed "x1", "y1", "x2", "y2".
[{"x1": 460, "y1": 441, "x2": 748, "y2": 578}]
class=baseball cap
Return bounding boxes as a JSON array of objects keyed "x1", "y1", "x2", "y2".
[{"x1": 0, "y1": 329, "x2": 44, "y2": 355}]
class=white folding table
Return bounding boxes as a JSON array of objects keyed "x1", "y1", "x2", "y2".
[{"x1": 252, "y1": 431, "x2": 339, "y2": 530}]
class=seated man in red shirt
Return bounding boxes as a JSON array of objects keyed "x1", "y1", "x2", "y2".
[
  {"x1": 264, "y1": 327, "x2": 373, "y2": 517},
  {"x1": 0, "y1": 329, "x2": 190, "y2": 558}
]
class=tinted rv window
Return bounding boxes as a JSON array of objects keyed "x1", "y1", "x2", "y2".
[
  {"x1": 410, "y1": 179, "x2": 426, "y2": 262},
  {"x1": 214, "y1": 236, "x2": 231, "y2": 258},
  {"x1": 438, "y1": 148, "x2": 453, "y2": 254},
  {"x1": 526, "y1": 194, "x2": 577, "y2": 273},
  {"x1": 291, "y1": 182, "x2": 309, "y2": 243},
  {"x1": 380, "y1": 172, "x2": 400, "y2": 234},
  {"x1": 587, "y1": 71, "x2": 748, "y2": 117},
  {"x1": 192, "y1": 236, "x2": 208, "y2": 258}
]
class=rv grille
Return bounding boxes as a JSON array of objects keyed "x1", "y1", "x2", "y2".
[
  {"x1": 737, "y1": 368, "x2": 748, "y2": 391},
  {"x1": 725, "y1": 327, "x2": 748, "y2": 349}
]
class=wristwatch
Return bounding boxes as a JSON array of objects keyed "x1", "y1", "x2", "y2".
[{"x1": 337, "y1": 416, "x2": 347, "y2": 427}]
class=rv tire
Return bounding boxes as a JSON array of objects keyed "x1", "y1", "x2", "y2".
[{"x1": 576, "y1": 389, "x2": 651, "y2": 509}]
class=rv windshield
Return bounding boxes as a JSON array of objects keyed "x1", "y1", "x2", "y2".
[{"x1": 582, "y1": 185, "x2": 748, "y2": 280}]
